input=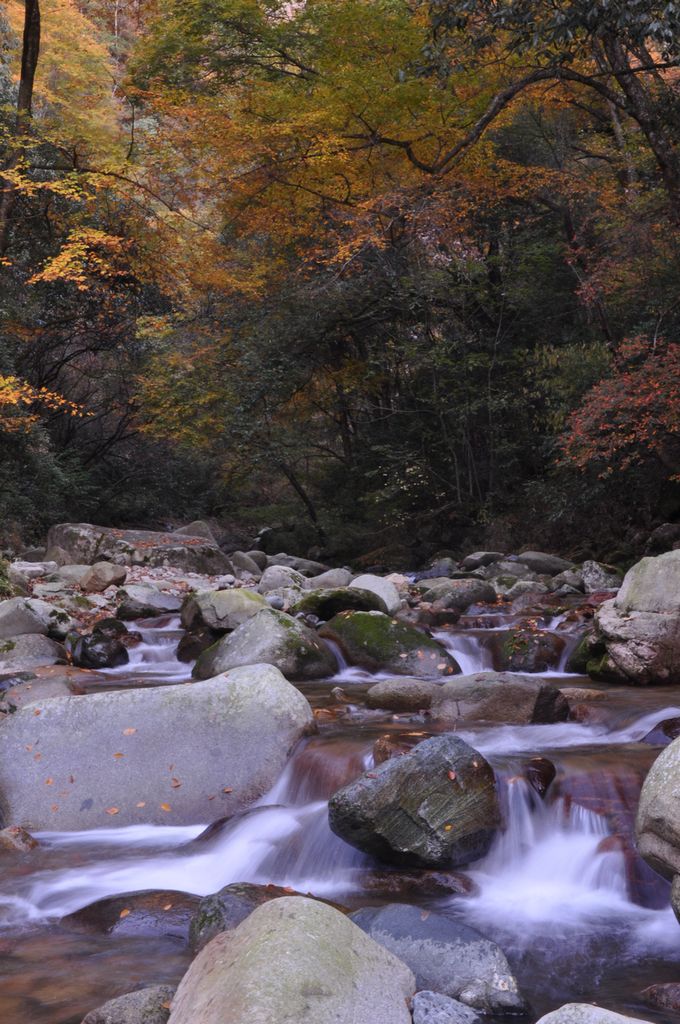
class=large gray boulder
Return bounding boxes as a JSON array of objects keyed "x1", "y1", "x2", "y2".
[
  {"x1": 421, "y1": 579, "x2": 496, "y2": 611},
  {"x1": 366, "y1": 678, "x2": 439, "y2": 711},
  {"x1": 310, "y1": 568, "x2": 353, "y2": 589},
  {"x1": 268, "y1": 553, "x2": 329, "y2": 575},
  {"x1": 0, "y1": 597, "x2": 73, "y2": 640},
  {"x1": 117, "y1": 586, "x2": 183, "y2": 620},
  {"x1": 593, "y1": 551, "x2": 680, "y2": 684},
  {"x1": 0, "y1": 634, "x2": 66, "y2": 671},
  {"x1": 534, "y1": 1007, "x2": 652, "y2": 1024},
  {"x1": 581, "y1": 560, "x2": 623, "y2": 593},
  {"x1": 46, "y1": 523, "x2": 231, "y2": 574},
  {"x1": 257, "y1": 565, "x2": 309, "y2": 594},
  {"x1": 180, "y1": 589, "x2": 267, "y2": 632},
  {"x1": 319, "y1": 611, "x2": 460, "y2": 678},
  {"x1": 0, "y1": 664, "x2": 313, "y2": 830},
  {"x1": 515, "y1": 551, "x2": 573, "y2": 575},
  {"x1": 350, "y1": 574, "x2": 402, "y2": 614},
  {"x1": 636, "y1": 735, "x2": 680, "y2": 881},
  {"x1": 193, "y1": 609, "x2": 337, "y2": 680},
  {"x1": 80, "y1": 562, "x2": 128, "y2": 593},
  {"x1": 430, "y1": 672, "x2": 569, "y2": 725},
  {"x1": 167, "y1": 896, "x2": 415, "y2": 1024},
  {"x1": 328, "y1": 734, "x2": 499, "y2": 867},
  {"x1": 350, "y1": 904, "x2": 525, "y2": 1014},
  {"x1": 81, "y1": 985, "x2": 174, "y2": 1024}
]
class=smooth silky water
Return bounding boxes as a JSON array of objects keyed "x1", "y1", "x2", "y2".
[{"x1": 2, "y1": 612, "x2": 680, "y2": 1022}]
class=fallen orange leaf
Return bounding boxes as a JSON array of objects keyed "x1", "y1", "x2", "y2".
[
  {"x1": 119, "y1": 908, "x2": 130, "y2": 919},
  {"x1": 123, "y1": 728, "x2": 136, "y2": 736},
  {"x1": 105, "y1": 807, "x2": 120, "y2": 815},
  {"x1": 160, "y1": 803, "x2": 171, "y2": 812}
]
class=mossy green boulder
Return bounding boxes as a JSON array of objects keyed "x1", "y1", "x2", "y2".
[
  {"x1": 181, "y1": 588, "x2": 267, "y2": 632},
  {"x1": 292, "y1": 587, "x2": 386, "y2": 619},
  {"x1": 319, "y1": 611, "x2": 459, "y2": 677},
  {"x1": 194, "y1": 608, "x2": 337, "y2": 680}
]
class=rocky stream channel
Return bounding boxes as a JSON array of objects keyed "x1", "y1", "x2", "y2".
[{"x1": 2, "y1": 526, "x2": 680, "y2": 1024}]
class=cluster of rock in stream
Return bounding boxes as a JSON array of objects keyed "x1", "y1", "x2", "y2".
[{"x1": 2, "y1": 522, "x2": 680, "y2": 1022}]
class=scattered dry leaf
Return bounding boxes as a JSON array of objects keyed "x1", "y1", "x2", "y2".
[{"x1": 105, "y1": 807, "x2": 120, "y2": 815}]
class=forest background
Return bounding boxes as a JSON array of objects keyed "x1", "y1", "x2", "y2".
[{"x1": 2, "y1": 0, "x2": 680, "y2": 567}]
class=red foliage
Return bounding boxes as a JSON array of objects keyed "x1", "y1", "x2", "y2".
[{"x1": 561, "y1": 338, "x2": 680, "y2": 479}]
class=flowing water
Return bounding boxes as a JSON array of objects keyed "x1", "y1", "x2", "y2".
[{"x1": 2, "y1": 609, "x2": 680, "y2": 1022}]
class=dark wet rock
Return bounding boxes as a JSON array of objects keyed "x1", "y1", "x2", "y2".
[
  {"x1": 170, "y1": 897, "x2": 415, "y2": 1024},
  {"x1": 292, "y1": 587, "x2": 387, "y2": 619},
  {"x1": 0, "y1": 825, "x2": 38, "y2": 852},
  {"x1": 69, "y1": 626, "x2": 129, "y2": 669},
  {"x1": 565, "y1": 632, "x2": 598, "y2": 674},
  {"x1": 366, "y1": 678, "x2": 439, "y2": 711},
  {"x1": 522, "y1": 757, "x2": 557, "y2": 798},
  {"x1": 116, "y1": 586, "x2": 182, "y2": 621},
  {"x1": 641, "y1": 982, "x2": 680, "y2": 1011},
  {"x1": 359, "y1": 869, "x2": 477, "y2": 900},
  {"x1": 193, "y1": 608, "x2": 337, "y2": 680},
  {"x1": 645, "y1": 523, "x2": 680, "y2": 555},
  {"x1": 489, "y1": 628, "x2": 565, "y2": 673},
  {"x1": 328, "y1": 734, "x2": 499, "y2": 868},
  {"x1": 189, "y1": 882, "x2": 297, "y2": 951},
  {"x1": 372, "y1": 732, "x2": 425, "y2": 764},
  {"x1": 319, "y1": 611, "x2": 459, "y2": 678},
  {"x1": 189, "y1": 882, "x2": 345, "y2": 952},
  {"x1": 176, "y1": 626, "x2": 218, "y2": 663},
  {"x1": 180, "y1": 589, "x2": 267, "y2": 633},
  {"x1": 412, "y1": 991, "x2": 481, "y2": 1024},
  {"x1": 430, "y1": 672, "x2": 569, "y2": 726},
  {"x1": 65, "y1": 890, "x2": 199, "y2": 941},
  {"x1": 641, "y1": 716, "x2": 680, "y2": 746},
  {"x1": 349, "y1": 903, "x2": 526, "y2": 1014},
  {"x1": 80, "y1": 985, "x2": 174, "y2": 1024},
  {"x1": 515, "y1": 551, "x2": 574, "y2": 575}
]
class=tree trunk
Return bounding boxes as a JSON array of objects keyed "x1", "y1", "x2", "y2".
[{"x1": 0, "y1": 0, "x2": 41, "y2": 255}]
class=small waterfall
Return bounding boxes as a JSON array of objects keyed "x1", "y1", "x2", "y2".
[
  {"x1": 107, "y1": 616, "x2": 188, "y2": 682},
  {"x1": 468, "y1": 777, "x2": 630, "y2": 924}
]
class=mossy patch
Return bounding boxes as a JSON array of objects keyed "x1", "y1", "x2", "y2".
[
  {"x1": 320, "y1": 611, "x2": 459, "y2": 678},
  {"x1": 0, "y1": 560, "x2": 14, "y2": 600}
]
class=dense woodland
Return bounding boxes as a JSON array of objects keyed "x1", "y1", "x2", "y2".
[{"x1": 2, "y1": 0, "x2": 680, "y2": 565}]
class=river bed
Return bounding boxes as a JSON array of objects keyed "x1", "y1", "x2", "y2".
[{"x1": 2, "y1": 610, "x2": 680, "y2": 1023}]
